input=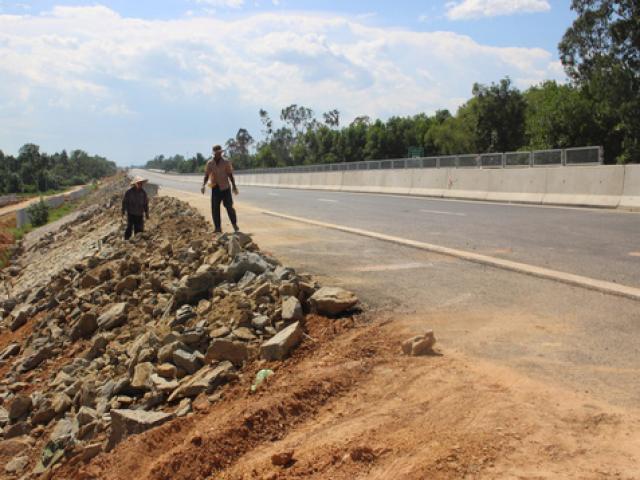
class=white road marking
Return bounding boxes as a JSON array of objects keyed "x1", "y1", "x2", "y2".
[
  {"x1": 317, "y1": 198, "x2": 338, "y2": 203},
  {"x1": 260, "y1": 209, "x2": 640, "y2": 302},
  {"x1": 420, "y1": 209, "x2": 466, "y2": 217},
  {"x1": 268, "y1": 192, "x2": 280, "y2": 196},
  {"x1": 350, "y1": 262, "x2": 432, "y2": 272}
]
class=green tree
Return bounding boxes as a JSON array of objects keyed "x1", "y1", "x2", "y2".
[
  {"x1": 472, "y1": 78, "x2": 526, "y2": 152},
  {"x1": 559, "y1": 0, "x2": 639, "y2": 162},
  {"x1": 524, "y1": 81, "x2": 603, "y2": 150},
  {"x1": 26, "y1": 198, "x2": 49, "y2": 227},
  {"x1": 280, "y1": 104, "x2": 314, "y2": 135},
  {"x1": 322, "y1": 109, "x2": 340, "y2": 128},
  {"x1": 5, "y1": 172, "x2": 22, "y2": 193},
  {"x1": 226, "y1": 128, "x2": 254, "y2": 169},
  {"x1": 426, "y1": 103, "x2": 478, "y2": 155}
]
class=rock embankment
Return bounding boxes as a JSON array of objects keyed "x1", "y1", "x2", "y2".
[{"x1": 0, "y1": 191, "x2": 357, "y2": 478}]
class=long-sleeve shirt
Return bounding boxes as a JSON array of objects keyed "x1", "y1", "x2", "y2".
[{"x1": 122, "y1": 187, "x2": 149, "y2": 217}]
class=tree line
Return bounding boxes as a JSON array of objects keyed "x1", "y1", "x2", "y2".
[
  {"x1": 0, "y1": 144, "x2": 117, "y2": 195},
  {"x1": 146, "y1": 0, "x2": 637, "y2": 171}
]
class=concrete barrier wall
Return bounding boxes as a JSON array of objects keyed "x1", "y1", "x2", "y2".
[
  {"x1": 235, "y1": 164, "x2": 640, "y2": 209},
  {"x1": 485, "y1": 168, "x2": 547, "y2": 204},
  {"x1": 543, "y1": 165, "x2": 624, "y2": 207},
  {"x1": 0, "y1": 194, "x2": 17, "y2": 207},
  {"x1": 445, "y1": 169, "x2": 491, "y2": 201},
  {"x1": 16, "y1": 186, "x2": 93, "y2": 228},
  {"x1": 621, "y1": 164, "x2": 640, "y2": 209}
]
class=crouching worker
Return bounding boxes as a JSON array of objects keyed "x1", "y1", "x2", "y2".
[{"x1": 122, "y1": 176, "x2": 149, "y2": 240}]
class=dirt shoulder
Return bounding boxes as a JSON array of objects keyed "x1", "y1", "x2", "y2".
[{"x1": 59, "y1": 313, "x2": 640, "y2": 480}]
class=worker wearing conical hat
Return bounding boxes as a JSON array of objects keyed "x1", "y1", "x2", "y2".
[{"x1": 122, "y1": 176, "x2": 149, "y2": 240}]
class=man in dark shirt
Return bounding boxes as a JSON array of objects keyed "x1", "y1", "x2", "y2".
[{"x1": 122, "y1": 176, "x2": 149, "y2": 240}]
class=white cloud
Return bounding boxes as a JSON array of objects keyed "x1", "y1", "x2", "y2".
[
  {"x1": 0, "y1": 6, "x2": 565, "y2": 162},
  {"x1": 447, "y1": 0, "x2": 551, "y2": 20},
  {"x1": 195, "y1": 0, "x2": 244, "y2": 8}
]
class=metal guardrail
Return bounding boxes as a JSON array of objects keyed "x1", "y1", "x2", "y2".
[{"x1": 235, "y1": 146, "x2": 603, "y2": 175}]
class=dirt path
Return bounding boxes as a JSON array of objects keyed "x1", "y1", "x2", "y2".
[
  {"x1": 58, "y1": 314, "x2": 640, "y2": 480},
  {"x1": 0, "y1": 185, "x2": 84, "y2": 217}
]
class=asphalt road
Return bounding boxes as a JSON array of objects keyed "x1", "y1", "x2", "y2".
[{"x1": 136, "y1": 169, "x2": 640, "y2": 289}]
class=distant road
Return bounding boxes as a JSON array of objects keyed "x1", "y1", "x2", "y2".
[
  {"x1": 0, "y1": 185, "x2": 84, "y2": 217},
  {"x1": 136, "y1": 169, "x2": 640, "y2": 289}
]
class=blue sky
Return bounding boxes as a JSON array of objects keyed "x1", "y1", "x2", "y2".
[{"x1": 0, "y1": 0, "x2": 575, "y2": 165}]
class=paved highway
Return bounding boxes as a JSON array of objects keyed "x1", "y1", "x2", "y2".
[{"x1": 136, "y1": 169, "x2": 640, "y2": 289}]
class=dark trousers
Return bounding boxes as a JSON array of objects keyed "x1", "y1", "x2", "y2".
[
  {"x1": 211, "y1": 186, "x2": 237, "y2": 231},
  {"x1": 124, "y1": 214, "x2": 144, "y2": 240}
]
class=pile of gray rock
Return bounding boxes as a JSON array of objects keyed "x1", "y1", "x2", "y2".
[{"x1": 0, "y1": 194, "x2": 358, "y2": 477}]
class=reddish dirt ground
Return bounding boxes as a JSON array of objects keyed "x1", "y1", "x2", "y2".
[{"x1": 51, "y1": 314, "x2": 640, "y2": 480}]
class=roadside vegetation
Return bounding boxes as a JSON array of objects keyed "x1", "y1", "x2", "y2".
[
  {"x1": 0, "y1": 144, "x2": 116, "y2": 195},
  {"x1": 8, "y1": 200, "x2": 78, "y2": 241},
  {"x1": 146, "y1": 1, "x2": 637, "y2": 170}
]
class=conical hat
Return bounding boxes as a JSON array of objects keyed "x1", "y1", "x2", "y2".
[{"x1": 130, "y1": 175, "x2": 148, "y2": 185}]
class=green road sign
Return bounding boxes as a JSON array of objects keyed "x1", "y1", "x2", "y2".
[{"x1": 408, "y1": 146, "x2": 424, "y2": 158}]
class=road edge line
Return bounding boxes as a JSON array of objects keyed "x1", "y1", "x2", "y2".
[{"x1": 261, "y1": 209, "x2": 640, "y2": 302}]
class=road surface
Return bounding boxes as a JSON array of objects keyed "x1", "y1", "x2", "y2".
[{"x1": 136, "y1": 169, "x2": 640, "y2": 288}]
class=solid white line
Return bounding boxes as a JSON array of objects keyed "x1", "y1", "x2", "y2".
[
  {"x1": 259, "y1": 209, "x2": 640, "y2": 302},
  {"x1": 420, "y1": 209, "x2": 466, "y2": 217}
]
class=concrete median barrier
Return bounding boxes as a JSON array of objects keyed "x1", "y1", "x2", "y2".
[
  {"x1": 621, "y1": 164, "x2": 640, "y2": 210},
  {"x1": 408, "y1": 169, "x2": 448, "y2": 197},
  {"x1": 444, "y1": 169, "x2": 490, "y2": 201},
  {"x1": 543, "y1": 165, "x2": 624, "y2": 207},
  {"x1": 233, "y1": 163, "x2": 639, "y2": 209},
  {"x1": 341, "y1": 170, "x2": 413, "y2": 195},
  {"x1": 341, "y1": 170, "x2": 382, "y2": 193},
  {"x1": 310, "y1": 171, "x2": 343, "y2": 191},
  {"x1": 485, "y1": 168, "x2": 546, "y2": 204}
]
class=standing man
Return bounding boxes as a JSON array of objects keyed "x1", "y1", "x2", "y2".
[
  {"x1": 201, "y1": 145, "x2": 239, "y2": 233},
  {"x1": 122, "y1": 175, "x2": 149, "y2": 240}
]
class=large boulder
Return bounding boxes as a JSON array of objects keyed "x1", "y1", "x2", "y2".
[
  {"x1": 0, "y1": 343, "x2": 20, "y2": 361},
  {"x1": 167, "y1": 361, "x2": 235, "y2": 402},
  {"x1": 18, "y1": 346, "x2": 53, "y2": 373},
  {"x1": 8, "y1": 394, "x2": 32, "y2": 421},
  {"x1": 31, "y1": 399, "x2": 56, "y2": 425},
  {"x1": 84, "y1": 335, "x2": 108, "y2": 361},
  {"x1": 70, "y1": 312, "x2": 98, "y2": 340},
  {"x1": 281, "y1": 297, "x2": 303, "y2": 322},
  {"x1": 107, "y1": 409, "x2": 174, "y2": 451},
  {"x1": 260, "y1": 322, "x2": 303, "y2": 361},
  {"x1": 309, "y1": 287, "x2": 358, "y2": 316},
  {"x1": 115, "y1": 275, "x2": 138, "y2": 294},
  {"x1": 9, "y1": 305, "x2": 32, "y2": 331},
  {"x1": 225, "y1": 252, "x2": 270, "y2": 282},
  {"x1": 205, "y1": 339, "x2": 248, "y2": 366},
  {"x1": 80, "y1": 274, "x2": 100, "y2": 289},
  {"x1": 172, "y1": 349, "x2": 202, "y2": 375},
  {"x1": 130, "y1": 362, "x2": 155, "y2": 390},
  {"x1": 174, "y1": 267, "x2": 224, "y2": 305},
  {"x1": 97, "y1": 303, "x2": 128, "y2": 330}
]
